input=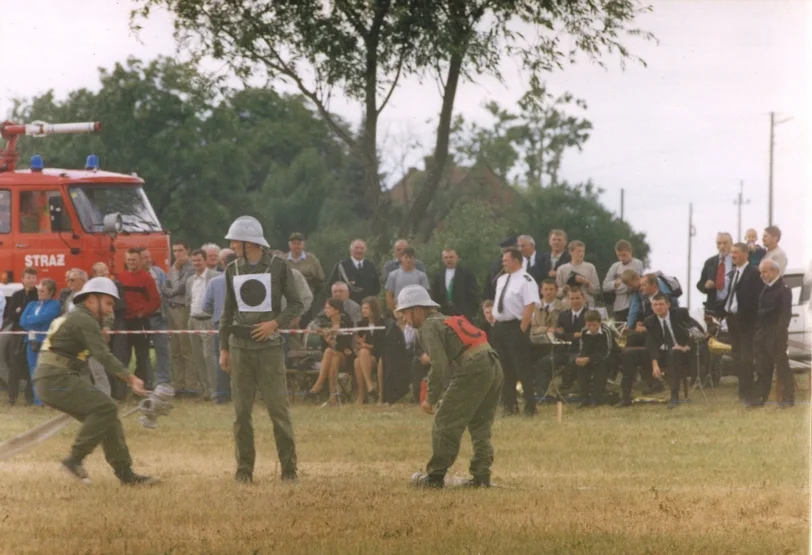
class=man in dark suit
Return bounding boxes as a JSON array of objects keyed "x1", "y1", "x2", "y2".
[
  {"x1": 430, "y1": 248, "x2": 478, "y2": 321},
  {"x1": 697, "y1": 232, "x2": 734, "y2": 317},
  {"x1": 536, "y1": 229, "x2": 572, "y2": 282},
  {"x1": 326, "y1": 238, "x2": 381, "y2": 305},
  {"x1": 645, "y1": 294, "x2": 693, "y2": 408},
  {"x1": 537, "y1": 287, "x2": 587, "y2": 392},
  {"x1": 751, "y1": 258, "x2": 793, "y2": 408},
  {"x1": 518, "y1": 234, "x2": 546, "y2": 284},
  {"x1": 724, "y1": 242, "x2": 765, "y2": 401}
]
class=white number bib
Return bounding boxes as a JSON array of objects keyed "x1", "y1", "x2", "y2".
[{"x1": 233, "y1": 273, "x2": 272, "y2": 313}]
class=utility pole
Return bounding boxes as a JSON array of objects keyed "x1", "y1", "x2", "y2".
[
  {"x1": 687, "y1": 202, "x2": 696, "y2": 310},
  {"x1": 620, "y1": 188, "x2": 625, "y2": 222},
  {"x1": 733, "y1": 180, "x2": 750, "y2": 241},
  {"x1": 768, "y1": 111, "x2": 793, "y2": 226}
]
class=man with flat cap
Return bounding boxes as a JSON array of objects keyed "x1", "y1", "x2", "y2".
[{"x1": 286, "y1": 232, "x2": 325, "y2": 298}]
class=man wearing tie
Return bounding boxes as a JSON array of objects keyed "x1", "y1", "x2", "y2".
[
  {"x1": 751, "y1": 258, "x2": 793, "y2": 408},
  {"x1": 724, "y1": 242, "x2": 764, "y2": 402},
  {"x1": 518, "y1": 235, "x2": 545, "y2": 284},
  {"x1": 491, "y1": 247, "x2": 541, "y2": 416},
  {"x1": 430, "y1": 248, "x2": 478, "y2": 321},
  {"x1": 326, "y1": 239, "x2": 381, "y2": 305},
  {"x1": 645, "y1": 294, "x2": 693, "y2": 409},
  {"x1": 697, "y1": 232, "x2": 734, "y2": 317}
]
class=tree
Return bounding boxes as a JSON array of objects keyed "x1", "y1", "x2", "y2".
[
  {"x1": 132, "y1": 1, "x2": 653, "y2": 252},
  {"x1": 420, "y1": 201, "x2": 512, "y2": 283},
  {"x1": 8, "y1": 57, "x2": 357, "y2": 249},
  {"x1": 395, "y1": 0, "x2": 654, "y2": 237},
  {"x1": 132, "y1": 0, "x2": 423, "y2": 254},
  {"x1": 519, "y1": 181, "x2": 650, "y2": 277},
  {"x1": 451, "y1": 89, "x2": 592, "y2": 188}
]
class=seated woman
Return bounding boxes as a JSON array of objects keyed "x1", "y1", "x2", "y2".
[
  {"x1": 20, "y1": 278, "x2": 62, "y2": 406},
  {"x1": 380, "y1": 309, "x2": 414, "y2": 405},
  {"x1": 353, "y1": 296, "x2": 386, "y2": 406},
  {"x1": 308, "y1": 298, "x2": 354, "y2": 406}
]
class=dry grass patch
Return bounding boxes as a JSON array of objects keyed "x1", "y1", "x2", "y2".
[{"x1": 0, "y1": 378, "x2": 809, "y2": 554}]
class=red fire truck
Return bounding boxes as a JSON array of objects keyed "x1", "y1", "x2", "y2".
[{"x1": 0, "y1": 120, "x2": 170, "y2": 297}]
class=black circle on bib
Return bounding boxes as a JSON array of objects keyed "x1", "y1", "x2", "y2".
[{"x1": 239, "y1": 279, "x2": 267, "y2": 307}]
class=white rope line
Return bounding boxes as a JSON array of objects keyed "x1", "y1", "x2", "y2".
[{"x1": 0, "y1": 325, "x2": 386, "y2": 336}]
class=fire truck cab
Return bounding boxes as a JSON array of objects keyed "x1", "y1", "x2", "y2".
[{"x1": 0, "y1": 121, "x2": 170, "y2": 297}]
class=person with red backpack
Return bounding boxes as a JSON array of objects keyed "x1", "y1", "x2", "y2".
[{"x1": 397, "y1": 285, "x2": 503, "y2": 489}]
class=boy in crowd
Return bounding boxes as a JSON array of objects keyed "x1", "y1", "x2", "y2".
[{"x1": 556, "y1": 241, "x2": 600, "y2": 308}]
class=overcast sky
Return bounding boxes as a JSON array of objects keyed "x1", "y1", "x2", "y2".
[{"x1": 1, "y1": 0, "x2": 809, "y2": 309}]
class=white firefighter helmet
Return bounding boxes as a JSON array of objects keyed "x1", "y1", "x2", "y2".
[
  {"x1": 225, "y1": 216, "x2": 270, "y2": 248},
  {"x1": 74, "y1": 277, "x2": 120, "y2": 304},
  {"x1": 396, "y1": 285, "x2": 439, "y2": 312}
]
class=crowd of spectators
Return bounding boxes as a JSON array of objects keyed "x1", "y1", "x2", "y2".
[{"x1": 0, "y1": 224, "x2": 803, "y2": 413}]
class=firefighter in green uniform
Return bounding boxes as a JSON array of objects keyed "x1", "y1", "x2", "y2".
[
  {"x1": 34, "y1": 277, "x2": 158, "y2": 486},
  {"x1": 218, "y1": 216, "x2": 304, "y2": 483},
  {"x1": 396, "y1": 285, "x2": 504, "y2": 488}
]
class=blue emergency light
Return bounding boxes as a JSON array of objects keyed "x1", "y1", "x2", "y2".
[
  {"x1": 30, "y1": 155, "x2": 44, "y2": 172},
  {"x1": 85, "y1": 154, "x2": 99, "y2": 170}
]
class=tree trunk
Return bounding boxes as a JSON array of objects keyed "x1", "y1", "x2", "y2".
[{"x1": 398, "y1": 49, "x2": 464, "y2": 241}]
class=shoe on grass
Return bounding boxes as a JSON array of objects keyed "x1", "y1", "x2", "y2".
[
  {"x1": 411, "y1": 472, "x2": 444, "y2": 489},
  {"x1": 117, "y1": 468, "x2": 160, "y2": 486},
  {"x1": 61, "y1": 457, "x2": 91, "y2": 485},
  {"x1": 235, "y1": 470, "x2": 253, "y2": 483}
]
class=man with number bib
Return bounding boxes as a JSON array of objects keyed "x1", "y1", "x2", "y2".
[
  {"x1": 397, "y1": 285, "x2": 503, "y2": 489},
  {"x1": 219, "y1": 216, "x2": 304, "y2": 483}
]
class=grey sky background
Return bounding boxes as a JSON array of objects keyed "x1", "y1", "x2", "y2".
[{"x1": 1, "y1": 0, "x2": 809, "y2": 310}]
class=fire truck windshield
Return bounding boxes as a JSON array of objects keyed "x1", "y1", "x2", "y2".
[{"x1": 68, "y1": 185, "x2": 162, "y2": 233}]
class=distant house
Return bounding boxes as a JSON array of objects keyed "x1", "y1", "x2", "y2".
[{"x1": 389, "y1": 158, "x2": 519, "y2": 236}]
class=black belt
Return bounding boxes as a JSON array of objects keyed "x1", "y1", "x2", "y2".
[
  {"x1": 494, "y1": 320, "x2": 520, "y2": 326},
  {"x1": 230, "y1": 325, "x2": 268, "y2": 343},
  {"x1": 191, "y1": 315, "x2": 211, "y2": 321},
  {"x1": 168, "y1": 302, "x2": 186, "y2": 309}
]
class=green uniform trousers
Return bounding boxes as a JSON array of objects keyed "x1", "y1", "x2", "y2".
[
  {"x1": 230, "y1": 346, "x2": 297, "y2": 474},
  {"x1": 34, "y1": 371, "x2": 132, "y2": 472},
  {"x1": 427, "y1": 350, "x2": 503, "y2": 481}
]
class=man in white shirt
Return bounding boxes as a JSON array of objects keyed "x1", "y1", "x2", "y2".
[
  {"x1": 492, "y1": 247, "x2": 541, "y2": 416},
  {"x1": 762, "y1": 225, "x2": 788, "y2": 276},
  {"x1": 185, "y1": 249, "x2": 219, "y2": 400},
  {"x1": 602, "y1": 239, "x2": 644, "y2": 322}
]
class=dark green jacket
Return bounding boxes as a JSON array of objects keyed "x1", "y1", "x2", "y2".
[
  {"x1": 35, "y1": 305, "x2": 130, "y2": 380},
  {"x1": 417, "y1": 312, "x2": 471, "y2": 405},
  {"x1": 219, "y1": 250, "x2": 304, "y2": 350}
]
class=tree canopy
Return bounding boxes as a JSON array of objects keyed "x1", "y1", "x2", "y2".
[{"x1": 131, "y1": 0, "x2": 654, "y2": 253}]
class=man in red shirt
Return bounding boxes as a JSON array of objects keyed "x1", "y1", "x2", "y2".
[{"x1": 117, "y1": 248, "x2": 162, "y2": 389}]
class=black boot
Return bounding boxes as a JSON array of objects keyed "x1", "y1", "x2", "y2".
[
  {"x1": 411, "y1": 472, "x2": 444, "y2": 489},
  {"x1": 462, "y1": 476, "x2": 491, "y2": 488},
  {"x1": 117, "y1": 468, "x2": 160, "y2": 486},
  {"x1": 235, "y1": 470, "x2": 253, "y2": 483},
  {"x1": 61, "y1": 457, "x2": 91, "y2": 485}
]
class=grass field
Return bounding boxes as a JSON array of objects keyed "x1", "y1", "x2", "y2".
[{"x1": 1, "y1": 378, "x2": 810, "y2": 555}]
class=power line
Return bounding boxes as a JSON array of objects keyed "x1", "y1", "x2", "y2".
[{"x1": 733, "y1": 180, "x2": 750, "y2": 242}]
